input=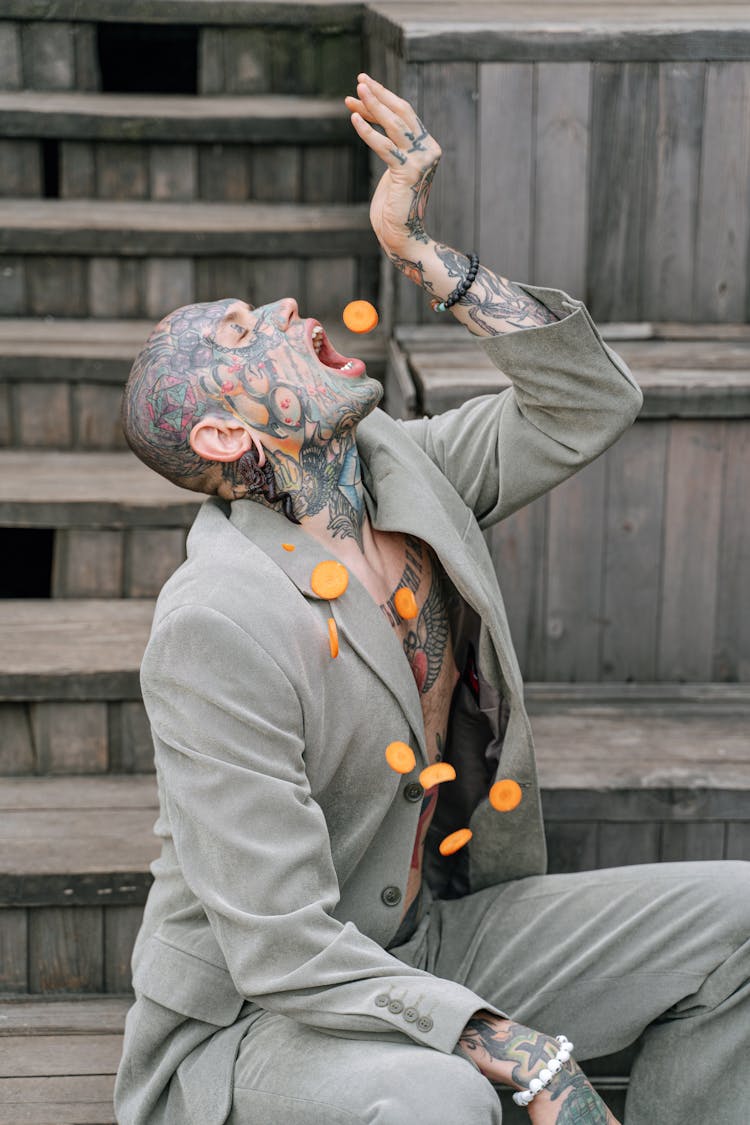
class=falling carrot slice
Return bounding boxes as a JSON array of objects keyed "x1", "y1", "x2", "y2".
[
  {"x1": 489, "y1": 778, "x2": 523, "y2": 812},
  {"x1": 419, "y1": 762, "x2": 456, "y2": 789},
  {"x1": 385, "y1": 741, "x2": 416, "y2": 774},
  {"x1": 439, "y1": 828, "x2": 473, "y2": 856},
  {"x1": 343, "y1": 300, "x2": 379, "y2": 333},
  {"x1": 282, "y1": 543, "x2": 295, "y2": 552},
  {"x1": 310, "y1": 560, "x2": 349, "y2": 599},
  {"x1": 394, "y1": 587, "x2": 419, "y2": 620},
  {"x1": 328, "y1": 617, "x2": 339, "y2": 659}
]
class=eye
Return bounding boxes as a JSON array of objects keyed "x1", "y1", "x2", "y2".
[{"x1": 229, "y1": 323, "x2": 247, "y2": 338}]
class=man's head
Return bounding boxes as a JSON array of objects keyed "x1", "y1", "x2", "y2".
[{"x1": 121, "y1": 296, "x2": 383, "y2": 501}]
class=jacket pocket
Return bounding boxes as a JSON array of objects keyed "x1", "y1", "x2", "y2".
[{"x1": 132, "y1": 935, "x2": 246, "y2": 1027}]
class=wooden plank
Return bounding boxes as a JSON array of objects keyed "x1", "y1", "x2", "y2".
[
  {"x1": 658, "y1": 421, "x2": 725, "y2": 680},
  {"x1": 0, "y1": 600, "x2": 154, "y2": 703},
  {"x1": 0, "y1": 704, "x2": 35, "y2": 774},
  {"x1": 695, "y1": 62, "x2": 750, "y2": 321},
  {"x1": 30, "y1": 703, "x2": 109, "y2": 775},
  {"x1": 269, "y1": 28, "x2": 318, "y2": 97},
  {"x1": 544, "y1": 454, "x2": 608, "y2": 680},
  {"x1": 108, "y1": 701, "x2": 154, "y2": 773},
  {"x1": 253, "y1": 146, "x2": 301, "y2": 203},
  {"x1": 384, "y1": 337, "x2": 418, "y2": 420},
  {"x1": 59, "y1": 141, "x2": 96, "y2": 198},
  {"x1": 477, "y1": 62, "x2": 533, "y2": 283},
  {"x1": 194, "y1": 257, "x2": 249, "y2": 303},
  {"x1": 588, "y1": 62, "x2": 656, "y2": 321},
  {"x1": 88, "y1": 258, "x2": 142, "y2": 319},
  {"x1": 0, "y1": 384, "x2": 10, "y2": 446},
  {"x1": 0, "y1": 775, "x2": 158, "y2": 812},
  {"x1": 0, "y1": 141, "x2": 42, "y2": 197},
  {"x1": 0, "y1": 1073, "x2": 115, "y2": 1125},
  {"x1": 0, "y1": 996, "x2": 130, "y2": 1036},
  {"x1": 533, "y1": 62, "x2": 591, "y2": 294},
  {"x1": 641, "y1": 61, "x2": 704, "y2": 321},
  {"x1": 545, "y1": 821, "x2": 598, "y2": 874},
  {"x1": 525, "y1": 681, "x2": 750, "y2": 707},
  {"x1": 25, "y1": 257, "x2": 87, "y2": 318},
  {"x1": 714, "y1": 422, "x2": 750, "y2": 681},
  {"x1": 726, "y1": 821, "x2": 750, "y2": 860},
  {"x1": 365, "y1": 3, "x2": 750, "y2": 64},
  {"x1": 125, "y1": 528, "x2": 186, "y2": 598},
  {"x1": 421, "y1": 62, "x2": 478, "y2": 263},
  {"x1": 28, "y1": 907, "x2": 104, "y2": 993},
  {"x1": 51, "y1": 530, "x2": 124, "y2": 599},
  {"x1": 104, "y1": 905, "x2": 142, "y2": 993},
  {"x1": 13, "y1": 383, "x2": 72, "y2": 449},
  {"x1": 305, "y1": 256, "x2": 357, "y2": 320},
  {"x1": 225, "y1": 28, "x2": 272, "y2": 95},
  {"x1": 0, "y1": 24, "x2": 22, "y2": 91},
  {"x1": 0, "y1": 199, "x2": 376, "y2": 258},
  {"x1": 149, "y1": 145, "x2": 197, "y2": 202},
  {"x1": 197, "y1": 28, "x2": 225, "y2": 95},
  {"x1": 0, "y1": 1034, "x2": 123, "y2": 1077},
  {"x1": 0, "y1": 910, "x2": 27, "y2": 992},
  {"x1": 22, "y1": 23, "x2": 75, "y2": 90},
  {"x1": 198, "y1": 143, "x2": 252, "y2": 202},
  {"x1": 144, "y1": 259, "x2": 195, "y2": 320},
  {"x1": 661, "y1": 821, "x2": 727, "y2": 862},
  {"x1": 598, "y1": 822, "x2": 661, "y2": 868},
  {"x1": 247, "y1": 257, "x2": 302, "y2": 310},
  {"x1": 486, "y1": 493, "x2": 547, "y2": 680},
  {"x1": 72, "y1": 385, "x2": 129, "y2": 451},
  {"x1": 601, "y1": 422, "x2": 668, "y2": 681},
  {"x1": 0, "y1": 257, "x2": 25, "y2": 316},
  {"x1": 95, "y1": 143, "x2": 148, "y2": 201},
  {"x1": 318, "y1": 31, "x2": 362, "y2": 97},
  {"x1": 72, "y1": 23, "x2": 99, "y2": 93},
  {"x1": 302, "y1": 145, "x2": 352, "y2": 204}
]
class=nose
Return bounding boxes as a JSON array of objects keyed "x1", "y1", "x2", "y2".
[{"x1": 273, "y1": 297, "x2": 298, "y2": 330}]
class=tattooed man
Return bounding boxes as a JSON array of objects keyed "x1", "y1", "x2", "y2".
[{"x1": 115, "y1": 75, "x2": 750, "y2": 1125}]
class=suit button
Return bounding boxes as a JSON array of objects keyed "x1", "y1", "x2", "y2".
[
  {"x1": 417, "y1": 1016, "x2": 434, "y2": 1033},
  {"x1": 404, "y1": 782, "x2": 424, "y2": 803},
  {"x1": 375, "y1": 994, "x2": 389, "y2": 1008},
  {"x1": 403, "y1": 1007, "x2": 419, "y2": 1023},
  {"x1": 388, "y1": 999, "x2": 404, "y2": 1014},
  {"x1": 381, "y1": 886, "x2": 402, "y2": 907}
]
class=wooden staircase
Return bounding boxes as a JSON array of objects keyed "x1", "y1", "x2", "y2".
[{"x1": 2, "y1": 3, "x2": 749, "y2": 1123}]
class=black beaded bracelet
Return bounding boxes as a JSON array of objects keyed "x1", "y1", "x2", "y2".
[{"x1": 431, "y1": 252, "x2": 480, "y2": 312}]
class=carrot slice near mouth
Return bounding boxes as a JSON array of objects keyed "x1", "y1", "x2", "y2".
[{"x1": 343, "y1": 300, "x2": 379, "y2": 333}]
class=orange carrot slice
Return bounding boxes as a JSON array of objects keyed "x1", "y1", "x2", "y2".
[
  {"x1": 439, "y1": 828, "x2": 473, "y2": 856},
  {"x1": 343, "y1": 300, "x2": 379, "y2": 333},
  {"x1": 281, "y1": 543, "x2": 295, "y2": 552},
  {"x1": 385, "y1": 741, "x2": 416, "y2": 774},
  {"x1": 328, "y1": 617, "x2": 339, "y2": 659},
  {"x1": 489, "y1": 778, "x2": 523, "y2": 812},
  {"x1": 419, "y1": 762, "x2": 456, "y2": 789},
  {"x1": 310, "y1": 560, "x2": 349, "y2": 600},
  {"x1": 394, "y1": 587, "x2": 419, "y2": 620}
]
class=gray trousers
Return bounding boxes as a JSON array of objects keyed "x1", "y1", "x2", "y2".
[{"x1": 225, "y1": 861, "x2": 750, "y2": 1124}]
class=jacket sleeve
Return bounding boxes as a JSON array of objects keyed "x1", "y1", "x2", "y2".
[
  {"x1": 141, "y1": 602, "x2": 501, "y2": 1053},
  {"x1": 400, "y1": 284, "x2": 643, "y2": 529}
]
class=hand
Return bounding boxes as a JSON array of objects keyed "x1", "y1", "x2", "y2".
[
  {"x1": 456, "y1": 1013, "x2": 621, "y2": 1125},
  {"x1": 345, "y1": 73, "x2": 441, "y2": 257}
]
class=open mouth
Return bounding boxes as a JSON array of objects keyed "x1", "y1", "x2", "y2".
[{"x1": 308, "y1": 321, "x2": 366, "y2": 379}]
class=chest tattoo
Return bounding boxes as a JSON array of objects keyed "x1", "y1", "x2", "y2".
[{"x1": 379, "y1": 536, "x2": 451, "y2": 695}]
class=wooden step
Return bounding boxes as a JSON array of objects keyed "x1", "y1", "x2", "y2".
[
  {"x1": 389, "y1": 323, "x2": 750, "y2": 420},
  {"x1": 367, "y1": 3, "x2": 749, "y2": 63},
  {"x1": 1, "y1": 776, "x2": 157, "y2": 996},
  {"x1": 0, "y1": 317, "x2": 387, "y2": 386},
  {"x1": 0, "y1": 199, "x2": 375, "y2": 257},
  {"x1": 0, "y1": 997, "x2": 130, "y2": 1125},
  {"x1": 0, "y1": 91, "x2": 354, "y2": 143},
  {"x1": 1, "y1": 0, "x2": 363, "y2": 26}
]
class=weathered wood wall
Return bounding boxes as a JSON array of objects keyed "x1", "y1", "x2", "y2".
[{"x1": 368, "y1": 8, "x2": 750, "y2": 327}]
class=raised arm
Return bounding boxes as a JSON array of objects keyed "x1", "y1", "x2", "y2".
[{"x1": 345, "y1": 73, "x2": 557, "y2": 337}]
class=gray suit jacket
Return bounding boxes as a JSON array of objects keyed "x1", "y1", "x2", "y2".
[{"x1": 125, "y1": 284, "x2": 642, "y2": 1120}]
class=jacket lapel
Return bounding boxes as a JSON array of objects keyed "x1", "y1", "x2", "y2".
[{"x1": 228, "y1": 498, "x2": 428, "y2": 764}]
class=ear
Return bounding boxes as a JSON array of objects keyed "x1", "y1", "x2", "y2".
[{"x1": 189, "y1": 416, "x2": 266, "y2": 466}]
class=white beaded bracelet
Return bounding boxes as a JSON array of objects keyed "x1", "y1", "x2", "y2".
[{"x1": 512, "y1": 1036, "x2": 574, "y2": 1108}]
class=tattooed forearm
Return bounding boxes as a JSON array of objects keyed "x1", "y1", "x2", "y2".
[
  {"x1": 549, "y1": 1070, "x2": 616, "y2": 1124},
  {"x1": 434, "y1": 245, "x2": 558, "y2": 334},
  {"x1": 387, "y1": 251, "x2": 435, "y2": 293}
]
